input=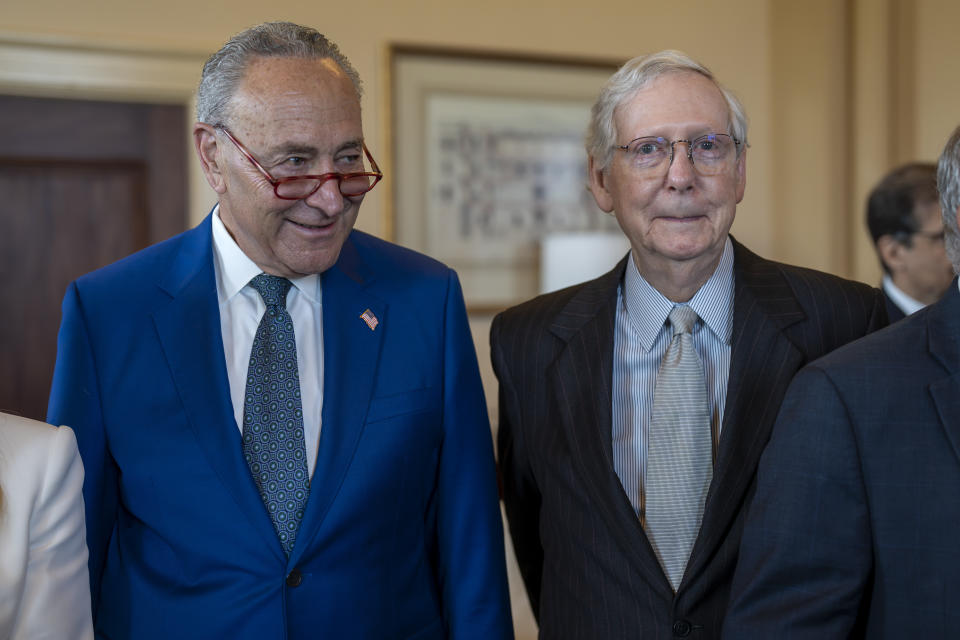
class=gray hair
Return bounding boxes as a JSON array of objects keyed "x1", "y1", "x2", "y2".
[
  {"x1": 196, "y1": 21, "x2": 362, "y2": 126},
  {"x1": 937, "y1": 124, "x2": 960, "y2": 272},
  {"x1": 586, "y1": 49, "x2": 749, "y2": 172}
]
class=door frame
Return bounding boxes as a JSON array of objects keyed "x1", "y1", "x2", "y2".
[{"x1": 0, "y1": 33, "x2": 210, "y2": 226}]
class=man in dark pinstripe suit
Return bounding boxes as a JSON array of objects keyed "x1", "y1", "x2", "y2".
[{"x1": 491, "y1": 50, "x2": 886, "y2": 639}]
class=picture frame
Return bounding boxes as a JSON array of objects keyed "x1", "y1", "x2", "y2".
[{"x1": 386, "y1": 45, "x2": 623, "y2": 312}]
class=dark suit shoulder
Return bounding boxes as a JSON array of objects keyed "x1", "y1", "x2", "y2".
[
  {"x1": 805, "y1": 299, "x2": 930, "y2": 372},
  {"x1": 494, "y1": 256, "x2": 625, "y2": 338},
  {"x1": 778, "y1": 262, "x2": 878, "y2": 306},
  {"x1": 736, "y1": 241, "x2": 878, "y2": 310},
  {"x1": 733, "y1": 241, "x2": 885, "y2": 346},
  {"x1": 495, "y1": 282, "x2": 594, "y2": 331}
]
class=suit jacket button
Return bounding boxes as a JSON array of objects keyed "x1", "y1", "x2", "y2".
[
  {"x1": 672, "y1": 619, "x2": 692, "y2": 637},
  {"x1": 286, "y1": 569, "x2": 303, "y2": 587}
]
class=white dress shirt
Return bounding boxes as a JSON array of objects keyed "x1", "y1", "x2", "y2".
[
  {"x1": 211, "y1": 209, "x2": 324, "y2": 477},
  {"x1": 882, "y1": 274, "x2": 926, "y2": 317},
  {"x1": 611, "y1": 238, "x2": 735, "y2": 518},
  {"x1": 0, "y1": 414, "x2": 93, "y2": 640}
]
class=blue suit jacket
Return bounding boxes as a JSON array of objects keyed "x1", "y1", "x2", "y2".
[
  {"x1": 725, "y1": 280, "x2": 960, "y2": 638},
  {"x1": 47, "y1": 215, "x2": 512, "y2": 639}
]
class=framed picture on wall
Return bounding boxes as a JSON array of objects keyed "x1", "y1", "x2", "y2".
[{"x1": 387, "y1": 45, "x2": 623, "y2": 312}]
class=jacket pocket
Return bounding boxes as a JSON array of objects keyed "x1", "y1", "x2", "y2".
[{"x1": 365, "y1": 387, "x2": 437, "y2": 425}]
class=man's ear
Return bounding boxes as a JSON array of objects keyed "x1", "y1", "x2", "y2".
[
  {"x1": 193, "y1": 123, "x2": 228, "y2": 194},
  {"x1": 588, "y1": 155, "x2": 615, "y2": 213},
  {"x1": 876, "y1": 234, "x2": 905, "y2": 274},
  {"x1": 734, "y1": 147, "x2": 747, "y2": 204}
]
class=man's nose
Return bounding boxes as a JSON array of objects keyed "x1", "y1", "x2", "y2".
[
  {"x1": 304, "y1": 177, "x2": 346, "y2": 214},
  {"x1": 666, "y1": 141, "x2": 696, "y2": 187}
]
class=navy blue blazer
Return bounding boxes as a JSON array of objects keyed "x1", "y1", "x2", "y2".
[
  {"x1": 47, "y1": 215, "x2": 512, "y2": 639},
  {"x1": 725, "y1": 280, "x2": 960, "y2": 638}
]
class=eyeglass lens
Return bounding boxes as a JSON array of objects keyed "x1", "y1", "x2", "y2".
[
  {"x1": 623, "y1": 134, "x2": 736, "y2": 175},
  {"x1": 276, "y1": 174, "x2": 377, "y2": 199}
]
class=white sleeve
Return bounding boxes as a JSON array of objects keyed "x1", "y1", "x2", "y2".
[{"x1": 15, "y1": 426, "x2": 93, "y2": 640}]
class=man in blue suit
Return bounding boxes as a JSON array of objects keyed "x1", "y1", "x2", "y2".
[
  {"x1": 724, "y1": 125, "x2": 960, "y2": 638},
  {"x1": 47, "y1": 22, "x2": 512, "y2": 639}
]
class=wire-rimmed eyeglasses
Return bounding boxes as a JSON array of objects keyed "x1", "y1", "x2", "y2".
[
  {"x1": 896, "y1": 228, "x2": 946, "y2": 244},
  {"x1": 217, "y1": 126, "x2": 383, "y2": 200},
  {"x1": 614, "y1": 133, "x2": 741, "y2": 177}
]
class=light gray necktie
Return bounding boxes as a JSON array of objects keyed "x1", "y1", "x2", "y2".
[{"x1": 644, "y1": 304, "x2": 713, "y2": 591}]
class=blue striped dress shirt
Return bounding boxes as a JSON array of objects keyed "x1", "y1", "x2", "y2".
[{"x1": 612, "y1": 237, "x2": 734, "y2": 519}]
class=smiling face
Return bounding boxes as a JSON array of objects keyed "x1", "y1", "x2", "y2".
[
  {"x1": 589, "y1": 71, "x2": 746, "y2": 286},
  {"x1": 196, "y1": 55, "x2": 365, "y2": 278}
]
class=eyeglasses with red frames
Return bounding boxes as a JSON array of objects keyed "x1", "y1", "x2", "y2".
[{"x1": 216, "y1": 126, "x2": 383, "y2": 200}]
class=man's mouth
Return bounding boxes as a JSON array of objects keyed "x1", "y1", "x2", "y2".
[
  {"x1": 288, "y1": 218, "x2": 334, "y2": 230},
  {"x1": 658, "y1": 214, "x2": 704, "y2": 221}
]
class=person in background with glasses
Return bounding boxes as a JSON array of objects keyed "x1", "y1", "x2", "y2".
[
  {"x1": 491, "y1": 50, "x2": 886, "y2": 639},
  {"x1": 866, "y1": 162, "x2": 955, "y2": 322},
  {"x1": 47, "y1": 21, "x2": 512, "y2": 639}
]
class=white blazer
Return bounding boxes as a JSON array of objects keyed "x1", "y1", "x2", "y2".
[{"x1": 0, "y1": 414, "x2": 93, "y2": 640}]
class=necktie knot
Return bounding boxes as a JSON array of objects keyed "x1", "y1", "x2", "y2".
[
  {"x1": 668, "y1": 305, "x2": 698, "y2": 336},
  {"x1": 250, "y1": 274, "x2": 292, "y2": 309}
]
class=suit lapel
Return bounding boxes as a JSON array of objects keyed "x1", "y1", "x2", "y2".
[
  {"x1": 152, "y1": 215, "x2": 283, "y2": 558},
  {"x1": 927, "y1": 282, "x2": 960, "y2": 466},
  {"x1": 547, "y1": 257, "x2": 674, "y2": 595},
  {"x1": 685, "y1": 241, "x2": 805, "y2": 582},
  {"x1": 291, "y1": 237, "x2": 386, "y2": 563}
]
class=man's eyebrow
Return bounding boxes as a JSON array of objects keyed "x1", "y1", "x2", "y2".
[
  {"x1": 336, "y1": 139, "x2": 363, "y2": 153},
  {"x1": 269, "y1": 140, "x2": 363, "y2": 156},
  {"x1": 269, "y1": 142, "x2": 317, "y2": 157}
]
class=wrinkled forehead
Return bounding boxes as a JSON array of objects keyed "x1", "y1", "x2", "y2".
[
  {"x1": 229, "y1": 56, "x2": 361, "y2": 123},
  {"x1": 615, "y1": 70, "x2": 732, "y2": 135}
]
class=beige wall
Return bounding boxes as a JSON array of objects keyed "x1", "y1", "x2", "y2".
[
  {"x1": 7, "y1": 0, "x2": 956, "y2": 279},
  {"x1": 0, "y1": 0, "x2": 775, "y2": 256},
  {"x1": 3, "y1": 1, "x2": 959, "y2": 637}
]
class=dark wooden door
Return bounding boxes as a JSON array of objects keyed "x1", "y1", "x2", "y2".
[{"x1": 0, "y1": 95, "x2": 188, "y2": 421}]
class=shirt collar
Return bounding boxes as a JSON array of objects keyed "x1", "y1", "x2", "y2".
[
  {"x1": 882, "y1": 274, "x2": 925, "y2": 316},
  {"x1": 622, "y1": 236, "x2": 735, "y2": 351},
  {"x1": 211, "y1": 206, "x2": 321, "y2": 305}
]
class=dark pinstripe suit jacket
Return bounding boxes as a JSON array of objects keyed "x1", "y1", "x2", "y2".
[{"x1": 491, "y1": 238, "x2": 887, "y2": 640}]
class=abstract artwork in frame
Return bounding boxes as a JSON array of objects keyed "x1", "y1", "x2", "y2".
[{"x1": 388, "y1": 45, "x2": 623, "y2": 312}]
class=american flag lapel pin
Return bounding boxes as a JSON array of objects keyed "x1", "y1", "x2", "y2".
[{"x1": 359, "y1": 308, "x2": 379, "y2": 331}]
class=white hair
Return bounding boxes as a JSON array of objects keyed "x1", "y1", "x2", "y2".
[
  {"x1": 937, "y1": 124, "x2": 960, "y2": 273},
  {"x1": 196, "y1": 21, "x2": 362, "y2": 127},
  {"x1": 585, "y1": 49, "x2": 748, "y2": 172}
]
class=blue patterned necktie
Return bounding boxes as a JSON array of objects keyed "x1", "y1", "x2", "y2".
[
  {"x1": 242, "y1": 274, "x2": 311, "y2": 555},
  {"x1": 644, "y1": 305, "x2": 713, "y2": 591}
]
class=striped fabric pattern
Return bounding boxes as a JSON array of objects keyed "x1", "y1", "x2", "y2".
[
  {"x1": 645, "y1": 305, "x2": 713, "y2": 590},
  {"x1": 492, "y1": 237, "x2": 887, "y2": 639},
  {"x1": 612, "y1": 239, "x2": 734, "y2": 520}
]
